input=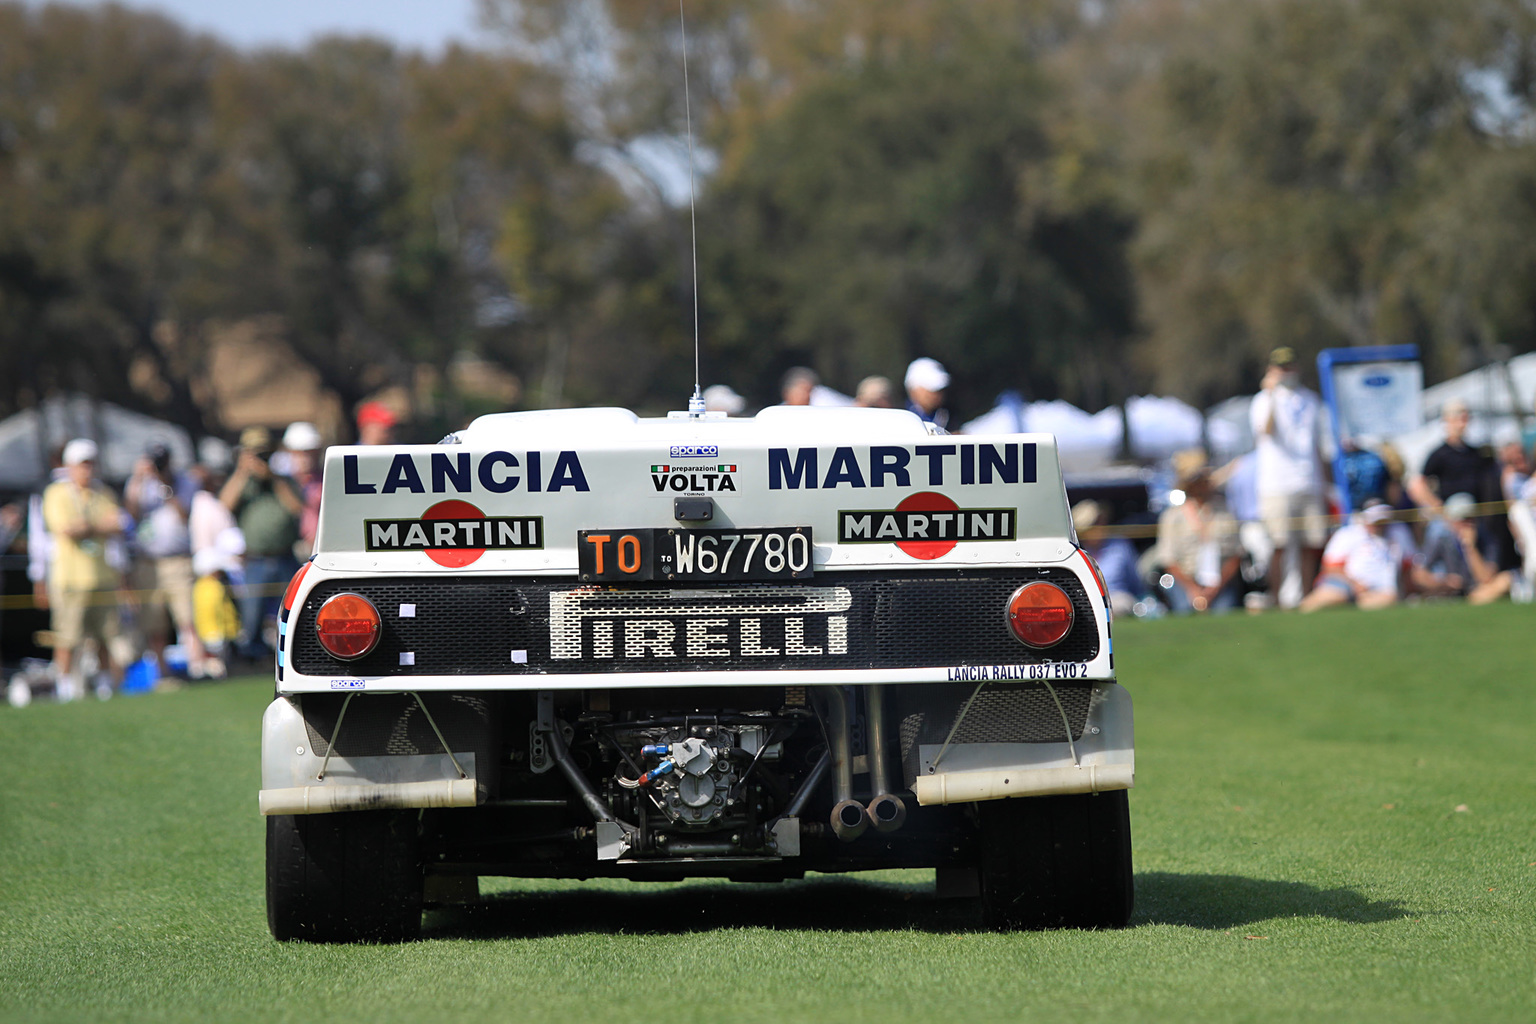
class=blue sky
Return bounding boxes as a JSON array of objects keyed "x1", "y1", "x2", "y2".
[{"x1": 120, "y1": 0, "x2": 485, "y2": 51}]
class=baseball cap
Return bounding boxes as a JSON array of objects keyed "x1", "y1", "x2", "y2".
[
  {"x1": 1360, "y1": 503, "x2": 1393, "y2": 525},
  {"x1": 357, "y1": 401, "x2": 398, "y2": 429},
  {"x1": 905, "y1": 357, "x2": 950, "y2": 392},
  {"x1": 239, "y1": 426, "x2": 273, "y2": 452},
  {"x1": 282, "y1": 421, "x2": 322, "y2": 451},
  {"x1": 1269, "y1": 347, "x2": 1296, "y2": 368},
  {"x1": 1443, "y1": 493, "x2": 1476, "y2": 521},
  {"x1": 62, "y1": 438, "x2": 98, "y2": 467},
  {"x1": 702, "y1": 384, "x2": 746, "y2": 415}
]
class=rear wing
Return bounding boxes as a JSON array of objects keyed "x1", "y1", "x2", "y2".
[{"x1": 313, "y1": 413, "x2": 1075, "y2": 574}]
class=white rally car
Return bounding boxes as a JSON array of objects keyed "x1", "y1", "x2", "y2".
[{"x1": 262, "y1": 405, "x2": 1133, "y2": 940}]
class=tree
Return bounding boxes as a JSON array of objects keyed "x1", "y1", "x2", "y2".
[
  {"x1": 0, "y1": 2, "x2": 230, "y2": 433},
  {"x1": 1084, "y1": 0, "x2": 1536, "y2": 400},
  {"x1": 698, "y1": 46, "x2": 1137, "y2": 414}
]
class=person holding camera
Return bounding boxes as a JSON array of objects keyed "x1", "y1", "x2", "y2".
[
  {"x1": 125, "y1": 442, "x2": 205, "y2": 677},
  {"x1": 1250, "y1": 347, "x2": 1327, "y2": 608},
  {"x1": 218, "y1": 426, "x2": 302, "y2": 663}
]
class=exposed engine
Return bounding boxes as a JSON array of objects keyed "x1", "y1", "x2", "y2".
[{"x1": 605, "y1": 720, "x2": 788, "y2": 831}]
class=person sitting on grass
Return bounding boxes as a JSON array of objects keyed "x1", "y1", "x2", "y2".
[
  {"x1": 1152, "y1": 450, "x2": 1242, "y2": 614},
  {"x1": 1417, "y1": 493, "x2": 1517, "y2": 605},
  {"x1": 1073, "y1": 499, "x2": 1144, "y2": 617},
  {"x1": 1300, "y1": 503, "x2": 1401, "y2": 611},
  {"x1": 192, "y1": 546, "x2": 242, "y2": 678}
]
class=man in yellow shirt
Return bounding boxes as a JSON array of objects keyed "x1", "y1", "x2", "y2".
[{"x1": 41, "y1": 439, "x2": 125, "y2": 697}]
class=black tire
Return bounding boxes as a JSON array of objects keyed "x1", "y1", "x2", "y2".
[
  {"x1": 976, "y1": 790, "x2": 1133, "y2": 930},
  {"x1": 266, "y1": 810, "x2": 424, "y2": 943}
]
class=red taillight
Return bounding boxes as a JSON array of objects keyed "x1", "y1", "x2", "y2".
[
  {"x1": 282, "y1": 561, "x2": 312, "y2": 612},
  {"x1": 314, "y1": 593, "x2": 382, "y2": 660},
  {"x1": 1006, "y1": 582, "x2": 1075, "y2": 648}
]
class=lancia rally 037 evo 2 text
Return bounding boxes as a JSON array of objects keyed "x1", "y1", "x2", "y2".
[{"x1": 260, "y1": 404, "x2": 1134, "y2": 940}]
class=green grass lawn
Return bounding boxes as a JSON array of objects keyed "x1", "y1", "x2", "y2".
[{"x1": 1, "y1": 603, "x2": 1532, "y2": 1023}]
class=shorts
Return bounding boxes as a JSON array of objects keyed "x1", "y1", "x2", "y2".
[
  {"x1": 51, "y1": 587, "x2": 125, "y2": 651},
  {"x1": 135, "y1": 556, "x2": 196, "y2": 638},
  {"x1": 1260, "y1": 492, "x2": 1329, "y2": 548},
  {"x1": 1317, "y1": 574, "x2": 1356, "y2": 603}
]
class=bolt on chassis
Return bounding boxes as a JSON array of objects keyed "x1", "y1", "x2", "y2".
[{"x1": 262, "y1": 405, "x2": 1133, "y2": 941}]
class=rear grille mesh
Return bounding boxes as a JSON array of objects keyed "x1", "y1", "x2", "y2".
[{"x1": 288, "y1": 568, "x2": 1099, "y2": 677}]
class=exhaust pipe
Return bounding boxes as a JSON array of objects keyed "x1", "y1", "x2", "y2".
[
  {"x1": 864, "y1": 684, "x2": 908, "y2": 833},
  {"x1": 824, "y1": 687, "x2": 868, "y2": 841}
]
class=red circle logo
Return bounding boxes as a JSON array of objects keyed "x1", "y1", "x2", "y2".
[
  {"x1": 895, "y1": 491, "x2": 959, "y2": 560},
  {"x1": 422, "y1": 499, "x2": 484, "y2": 567}
]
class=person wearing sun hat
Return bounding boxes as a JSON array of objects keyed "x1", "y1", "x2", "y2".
[
  {"x1": 1073, "y1": 499, "x2": 1144, "y2": 616},
  {"x1": 1249, "y1": 346, "x2": 1327, "y2": 607},
  {"x1": 1152, "y1": 449, "x2": 1243, "y2": 614},
  {"x1": 41, "y1": 439, "x2": 127, "y2": 698}
]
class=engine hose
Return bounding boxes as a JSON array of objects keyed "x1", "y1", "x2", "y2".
[{"x1": 545, "y1": 719, "x2": 635, "y2": 829}]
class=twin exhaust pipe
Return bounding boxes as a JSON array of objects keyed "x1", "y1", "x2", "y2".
[{"x1": 826, "y1": 684, "x2": 908, "y2": 842}]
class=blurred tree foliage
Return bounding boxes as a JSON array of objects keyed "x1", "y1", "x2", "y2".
[{"x1": 4, "y1": 0, "x2": 1536, "y2": 436}]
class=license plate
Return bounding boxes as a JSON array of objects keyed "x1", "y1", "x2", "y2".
[{"x1": 577, "y1": 527, "x2": 813, "y2": 582}]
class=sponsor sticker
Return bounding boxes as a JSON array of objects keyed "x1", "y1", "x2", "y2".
[
  {"x1": 838, "y1": 492, "x2": 1015, "y2": 559},
  {"x1": 670, "y1": 445, "x2": 719, "y2": 459},
  {"x1": 365, "y1": 499, "x2": 543, "y2": 567},
  {"x1": 768, "y1": 442, "x2": 1037, "y2": 490},
  {"x1": 947, "y1": 663, "x2": 1090, "y2": 682},
  {"x1": 651, "y1": 464, "x2": 738, "y2": 493},
  {"x1": 549, "y1": 586, "x2": 851, "y2": 661}
]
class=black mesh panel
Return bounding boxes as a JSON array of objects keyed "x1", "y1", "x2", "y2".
[{"x1": 289, "y1": 568, "x2": 1099, "y2": 678}]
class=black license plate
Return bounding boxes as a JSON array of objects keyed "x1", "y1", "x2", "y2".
[{"x1": 577, "y1": 527, "x2": 813, "y2": 582}]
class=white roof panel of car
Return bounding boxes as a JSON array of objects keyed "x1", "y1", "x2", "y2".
[{"x1": 457, "y1": 406, "x2": 938, "y2": 447}]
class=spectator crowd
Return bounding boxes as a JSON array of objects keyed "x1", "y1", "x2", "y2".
[
  {"x1": 3, "y1": 352, "x2": 1533, "y2": 706},
  {"x1": 1094, "y1": 349, "x2": 1536, "y2": 619},
  {"x1": 1, "y1": 402, "x2": 398, "y2": 706}
]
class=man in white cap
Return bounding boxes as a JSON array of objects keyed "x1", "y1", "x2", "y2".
[
  {"x1": 1300, "y1": 502, "x2": 1402, "y2": 612},
  {"x1": 280, "y1": 422, "x2": 325, "y2": 557},
  {"x1": 904, "y1": 357, "x2": 951, "y2": 429},
  {"x1": 41, "y1": 439, "x2": 126, "y2": 697},
  {"x1": 702, "y1": 384, "x2": 746, "y2": 415}
]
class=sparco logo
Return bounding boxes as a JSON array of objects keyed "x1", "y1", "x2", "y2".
[
  {"x1": 549, "y1": 587, "x2": 851, "y2": 661},
  {"x1": 670, "y1": 445, "x2": 718, "y2": 458}
]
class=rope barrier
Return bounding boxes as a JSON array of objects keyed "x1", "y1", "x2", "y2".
[
  {"x1": 0, "y1": 500, "x2": 1519, "y2": 611},
  {"x1": 0, "y1": 580, "x2": 287, "y2": 612},
  {"x1": 1086, "y1": 498, "x2": 1516, "y2": 540}
]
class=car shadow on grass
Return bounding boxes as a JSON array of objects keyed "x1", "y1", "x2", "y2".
[
  {"x1": 425, "y1": 875, "x2": 977, "y2": 938},
  {"x1": 1132, "y1": 872, "x2": 1410, "y2": 928},
  {"x1": 422, "y1": 870, "x2": 1407, "y2": 939}
]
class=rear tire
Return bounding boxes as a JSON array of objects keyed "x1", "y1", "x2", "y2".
[
  {"x1": 266, "y1": 810, "x2": 424, "y2": 943},
  {"x1": 976, "y1": 790, "x2": 1133, "y2": 930}
]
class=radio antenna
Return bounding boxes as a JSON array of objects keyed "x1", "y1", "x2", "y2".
[{"x1": 680, "y1": 0, "x2": 705, "y2": 417}]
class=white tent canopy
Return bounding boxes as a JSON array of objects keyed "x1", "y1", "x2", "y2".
[
  {"x1": 961, "y1": 393, "x2": 1239, "y2": 472},
  {"x1": 0, "y1": 395, "x2": 194, "y2": 492}
]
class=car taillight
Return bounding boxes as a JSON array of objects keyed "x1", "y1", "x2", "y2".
[
  {"x1": 1006, "y1": 582, "x2": 1075, "y2": 648},
  {"x1": 314, "y1": 593, "x2": 382, "y2": 660},
  {"x1": 282, "y1": 561, "x2": 312, "y2": 612}
]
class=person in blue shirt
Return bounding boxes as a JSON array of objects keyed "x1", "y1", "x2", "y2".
[{"x1": 1073, "y1": 500, "x2": 1145, "y2": 616}]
